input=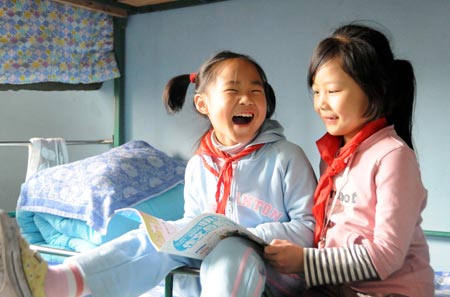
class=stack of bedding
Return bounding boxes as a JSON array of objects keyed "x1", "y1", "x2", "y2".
[{"x1": 16, "y1": 140, "x2": 186, "y2": 262}]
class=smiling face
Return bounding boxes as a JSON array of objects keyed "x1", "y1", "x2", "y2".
[
  {"x1": 312, "y1": 58, "x2": 370, "y2": 144},
  {"x1": 194, "y1": 58, "x2": 267, "y2": 146}
]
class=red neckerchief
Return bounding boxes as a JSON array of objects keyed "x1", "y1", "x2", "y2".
[
  {"x1": 196, "y1": 130, "x2": 264, "y2": 214},
  {"x1": 313, "y1": 118, "x2": 387, "y2": 246}
]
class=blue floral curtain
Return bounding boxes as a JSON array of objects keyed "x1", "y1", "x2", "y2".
[{"x1": 0, "y1": 0, "x2": 120, "y2": 84}]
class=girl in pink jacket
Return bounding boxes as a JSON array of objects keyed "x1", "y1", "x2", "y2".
[{"x1": 264, "y1": 22, "x2": 434, "y2": 296}]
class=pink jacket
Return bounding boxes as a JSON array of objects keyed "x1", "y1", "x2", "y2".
[{"x1": 323, "y1": 126, "x2": 434, "y2": 296}]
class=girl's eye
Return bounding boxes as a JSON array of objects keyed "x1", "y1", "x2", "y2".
[
  {"x1": 252, "y1": 89, "x2": 263, "y2": 94},
  {"x1": 224, "y1": 89, "x2": 238, "y2": 93},
  {"x1": 329, "y1": 90, "x2": 340, "y2": 94}
]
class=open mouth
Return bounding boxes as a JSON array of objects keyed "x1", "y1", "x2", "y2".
[{"x1": 232, "y1": 113, "x2": 253, "y2": 125}]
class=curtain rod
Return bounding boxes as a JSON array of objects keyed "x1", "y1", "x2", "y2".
[{"x1": 0, "y1": 138, "x2": 113, "y2": 147}]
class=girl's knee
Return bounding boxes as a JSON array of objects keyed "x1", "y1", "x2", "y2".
[
  {"x1": 208, "y1": 237, "x2": 263, "y2": 261},
  {"x1": 200, "y1": 237, "x2": 267, "y2": 296},
  {"x1": 201, "y1": 236, "x2": 265, "y2": 278}
]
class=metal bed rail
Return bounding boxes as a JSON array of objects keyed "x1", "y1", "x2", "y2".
[
  {"x1": 0, "y1": 138, "x2": 113, "y2": 147},
  {"x1": 29, "y1": 245, "x2": 79, "y2": 257},
  {"x1": 424, "y1": 230, "x2": 450, "y2": 239}
]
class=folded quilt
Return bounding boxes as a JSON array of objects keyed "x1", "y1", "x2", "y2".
[
  {"x1": 16, "y1": 210, "x2": 103, "y2": 251},
  {"x1": 17, "y1": 140, "x2": 186, "y2": 233},
  {"x1": 16, "y1": 183, "x2": 186, "y2": 264}
]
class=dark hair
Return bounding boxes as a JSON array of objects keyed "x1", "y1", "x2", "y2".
[
  {"x1": 307, "y1": 23, "x2": 415, "y2": 150},
  {"x1": 163, "y1": 50, "x2": 276, "y2": 119}
]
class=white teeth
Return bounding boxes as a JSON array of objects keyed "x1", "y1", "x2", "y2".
[{"x1": 235, "y1": 113, "x2": 253, "y2": 117}]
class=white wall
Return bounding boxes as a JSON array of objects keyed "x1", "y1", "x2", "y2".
[
  {"x1": 125, "y1": 0, "x2": 450, "y2": 270},
  {"x1": 0, "y1": 81, "x2": 115, "y2": 211}
]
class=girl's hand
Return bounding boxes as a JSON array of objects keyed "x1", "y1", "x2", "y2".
[{"x1": 263, "y1": 239, "x2": 304, "y2": 274}]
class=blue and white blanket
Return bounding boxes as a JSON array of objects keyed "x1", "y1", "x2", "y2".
[
  {"x1": 17, "y1": 140, "x2": 186, "y2": 233},
  {"x1": 16, "y1": 183, "x2": 185, "y2": 259}
]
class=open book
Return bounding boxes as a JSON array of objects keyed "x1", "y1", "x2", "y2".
[{"x1": 115, "y1": 208, "x2": 267, "y2": 260}]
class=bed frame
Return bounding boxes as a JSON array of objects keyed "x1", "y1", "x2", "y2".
[{"x1": 424, "y1": 230, "x2": 450, "y2": 239}]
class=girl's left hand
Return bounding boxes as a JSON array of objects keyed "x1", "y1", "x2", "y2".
[{"x1": 263, "y1": 239, "x2": 304, "y2": 274}]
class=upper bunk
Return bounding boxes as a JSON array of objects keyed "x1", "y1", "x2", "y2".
[{"x1": 53, "y1": 0, "x2": 229, "y2": 18}]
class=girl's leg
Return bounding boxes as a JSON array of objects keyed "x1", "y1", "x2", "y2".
[
  {"x1": 199, "y1": 237, "x2": 266, "y2": 297},
  {"x1": 67, "y1": 227, "x2": 195, "y2": 296},
  {"x1": 200, "y1": 236, "x2": 307, "y2": 297},
  {"x1": 0, "y1": 209, "x2": 198, "y2": 297},
  {"x1": 0, "y1": 211, "x2": 34, "y2": 297}
]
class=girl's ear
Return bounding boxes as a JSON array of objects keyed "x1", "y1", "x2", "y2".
[{"x1": 194, "y1": 94, "x2": 208, "y2": 115}]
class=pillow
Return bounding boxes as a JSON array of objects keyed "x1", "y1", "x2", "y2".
[{"x1": 17, "y1": 140, "x2": 186, "y2": 233}]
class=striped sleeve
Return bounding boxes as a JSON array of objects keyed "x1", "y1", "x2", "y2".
[{"x1": 304, "y1": 244, "x2": 379, "y2": 287}]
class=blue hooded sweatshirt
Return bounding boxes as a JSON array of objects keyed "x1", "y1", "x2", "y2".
[{"x1": 181, "y1": 119, "x2": 317, "y2": 247}]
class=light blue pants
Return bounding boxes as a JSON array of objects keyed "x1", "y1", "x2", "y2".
[{"x1": 68, "y1": 228, "x2": 303, "y2": 296}]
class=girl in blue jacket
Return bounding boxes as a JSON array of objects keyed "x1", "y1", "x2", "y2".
[{"x1": 0, "y1": 51, "x2": 317, "y2": 297}]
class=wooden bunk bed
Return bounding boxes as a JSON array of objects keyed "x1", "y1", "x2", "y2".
[{"x1": 53, "y1": 0, "x2": 229, "y2": 17}]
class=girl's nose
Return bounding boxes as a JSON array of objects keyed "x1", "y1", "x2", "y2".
[
  {"x1": 239, "y1": 93, "x2": 253, "y2": 105},
  {"x1": 315, "y1": 92, "x2": 328, "y2": 109}
]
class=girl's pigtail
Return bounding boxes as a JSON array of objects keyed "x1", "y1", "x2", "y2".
[
  {"x1": 387, "y1": 59, "x2": 415, "y2": 150},
  {"x1": 163, "y1": 74, "x2": 192, "y2": 114},
  {"x1": 264, "y1": 83, "x2": 276, "y2": 119}
]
